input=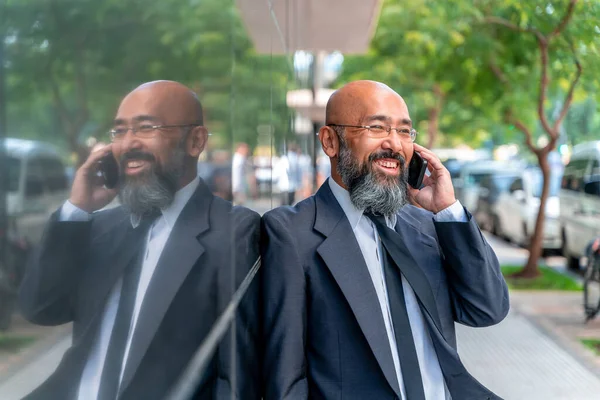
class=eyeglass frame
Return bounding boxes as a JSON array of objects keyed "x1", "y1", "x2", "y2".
[
  {"x1": 326, "y1": 123, "x2": 417, "y2": 142},
  {"x1": 109, "y1": 124, "x2": 204, "y2": 141}
]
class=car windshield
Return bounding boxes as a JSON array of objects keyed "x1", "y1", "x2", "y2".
[
  {"x1": 493, "y1": 175, "x2": 518, "y2": 192},
  {"x1": 465, "y1": 172, "x2": 491, "y2": 187},
  {"x1": 531, "y1": 169, "x2": 562, "y2": 197}
]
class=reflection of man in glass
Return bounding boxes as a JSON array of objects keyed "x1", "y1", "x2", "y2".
[
  {"x1": 20, "y1": 81, "x2": 261, "y2": 400},
  {"x1": 260, "y1": 80, "x2": 508, "y2": 399}
]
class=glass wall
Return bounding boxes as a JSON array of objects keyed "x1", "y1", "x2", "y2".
[{"x1": 0, "y1": 1, "x2": 297, "y2": 398}]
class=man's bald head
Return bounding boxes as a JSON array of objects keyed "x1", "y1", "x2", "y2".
[
  {"x1": 119, "y1": 80, "x2": 203, "y2": 125},
  {"x1": 325, "y1": 80, "x2": 405, "y2": 125}
]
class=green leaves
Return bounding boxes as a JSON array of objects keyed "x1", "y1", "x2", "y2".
[
  {"x1": 338, "y1": 0, "x2": 599, "y2": 148},
  {"x1": 3, "y1": 0, "x2": 293, "y2": 155}
]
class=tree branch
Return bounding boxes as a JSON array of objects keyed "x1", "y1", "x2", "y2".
[
  {"x1": 515, "y1": 119, "x2": 540, "y2": 155},
  {"x1": 483, "y1": 16, "x2": 546, "y2": 43},
  {"x1": 489, "y1": 59, "x2": 510, "y2": 85},
  {"x1": 46, "y1": 0, "x2": 72, "y2": 129},
  {"x1": 504, "y1": 108, "x2": 539, "y2": 154},
  {"x1": 74, "y1": 43, "x2": 89, "y2": 130},
  {"x1": 553, "y1": 51, "x2": 583, "y2": 131},
  {"x1": 549, "y1": 0, "x2": 578, "y2": 40},
  {"x1": 483, "y1": 16, "x2": 526, "y2": 32},
  {"x1": 535, "y1": 37, "x2": 554, "y2": 137},
  {"x1": 46, "y1": 55, "x2": 71, "y2": 130}
]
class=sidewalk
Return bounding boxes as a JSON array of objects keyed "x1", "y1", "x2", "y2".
[
  {"x1": 457, "y1": 310, "x2": 600, "y2": 400},
  {"x1": 1, "y1": 220, "x2": 599, "y2": 399},
  {"x1": 456, "y1": 233, "x2": 600, "y2": 399}
]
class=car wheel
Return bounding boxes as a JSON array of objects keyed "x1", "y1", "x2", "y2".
[
  {"x1": 567, "y1": 255, "x2": 581, "y2": 270},
  {"x1": 562, "y1": 230, "x2": 581, "y2": 270},
  {"x1": 0, "y1": 292, "x2": 15, "y2": 331}
]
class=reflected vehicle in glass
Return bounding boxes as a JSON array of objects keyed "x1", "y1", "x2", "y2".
[
  {"x1": 492, "y1": 164, "x2": 564, "y2": 252},
  {"x1": 5, "y1": 138, "x2": 69, "y2": 244},
  {"x1": 1, "y1": 138, "x2": 69, "y2": 329},
  {"x1": 560, "y1": 140, "x2": 600, "y2": 269}
]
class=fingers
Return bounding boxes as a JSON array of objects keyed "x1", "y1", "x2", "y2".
[
  {"x1": 413, "y1": 144, "x2": 445, "y2": 172},
  {"x1": 421, "y1": 174, "x2": 433, "y2": 187},
  {"x1": 81, "y1": 143, "x2": 113, "y2": 173}
]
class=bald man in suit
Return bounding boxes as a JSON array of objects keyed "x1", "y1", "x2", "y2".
[
  {"x1": 260, "y1": 80, "x2": 508, "y2": 399},
  {"x1": 20, "y1": 81, "x2": 261, "y2": 400}
]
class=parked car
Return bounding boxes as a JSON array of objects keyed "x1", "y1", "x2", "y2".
[
  {"x1": 441, "y1": 158, "x2": 464, "y2": 180},
  {"x1": 492, "y1": 165, "x2": 563, "y2": 252},
  {"x1": 1, "y1": 138, "x2": 69, "y2": 329},
  {"x1": 474, "y1": 171, "x2": 521, "y2": 233},
  {"x1": 560, "y1": 140, "x2": 600, "y2": 269},
  {"x1": 453, "y1": 160, "x2": 523, "y2": 214}
]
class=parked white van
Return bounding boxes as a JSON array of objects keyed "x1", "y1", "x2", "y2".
[
  {"x1": 4, "y1": 138, "x2": 69, "y2": 244},
  {"x1": 560, "y1": 140, "x2": 600, "y2": 269},
  {"x1": 1, "y1": 138, "x2": 69, "y2": 328}
]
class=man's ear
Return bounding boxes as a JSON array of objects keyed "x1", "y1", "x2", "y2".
[
  {"x1": 319, "y1": 126, "x2": 340, "y2": 158},
  {"x1": 188, "y1": 126, "x2": 208, "y2": 157}
]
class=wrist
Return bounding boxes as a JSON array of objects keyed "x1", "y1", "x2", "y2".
[
  {"x1": 433, "y1": 198, "x2": 457, "y2": 214},
  {"x1": 69, "y1": 198, "x2": 95, "y2": 214}
]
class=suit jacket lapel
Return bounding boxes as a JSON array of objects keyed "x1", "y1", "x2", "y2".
[
  {"x1": 314, "y1": 184, "x2": 401, "y2": 397},
  {"x1": 118, "y1": 182, "x2": 211, "y2": 394}
]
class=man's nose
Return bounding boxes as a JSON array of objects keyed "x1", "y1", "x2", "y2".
[
  {"x1": 119, "y1": 129, "x2": 144, "y2": 153},
  {"x1": 380, "y1": 130, "x2": 405, "y2": 154}
]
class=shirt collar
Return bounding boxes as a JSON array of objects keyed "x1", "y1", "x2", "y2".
[
  {"x1": 130, "y1": 177, "x2": 200, "y2": 229},
  {"x1": 327, "y1": 177, "x2": 397, "y2": 229},
  {"x1": 328, "y1": 177, "x2": 365, "y2": 231}
]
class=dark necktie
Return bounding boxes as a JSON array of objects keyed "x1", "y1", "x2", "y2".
[
  {"x1": 366, "y1": 213, "x2": 426, "y2": 400},
  {"x1": 98, "y1": 214, "x2": 157, "y2": 400}
]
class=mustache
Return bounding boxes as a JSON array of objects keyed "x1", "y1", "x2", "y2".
[
  {"x1": 368, "y1": 150, "x2": 406, "y2": 166},
  {"x1": 120, "y1": 150, "x2": 156, "y2": 167}
]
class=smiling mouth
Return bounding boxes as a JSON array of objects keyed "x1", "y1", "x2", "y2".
[
  {"x1": 125, "y1": 160, "x2": 150, "y2": 173},
  {"x1": 374, "y1": 158, "x2": 400, "y2": 172}
]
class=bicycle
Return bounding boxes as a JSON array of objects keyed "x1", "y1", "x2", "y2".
[{"x1": 583, "y1": 237, "x2": 600, "y2": 322}]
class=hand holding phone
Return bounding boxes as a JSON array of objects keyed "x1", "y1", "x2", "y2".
[
  {"x1": 69, "y1": 145, "x2": 119, "y2": 213},
  {"x1": 409, "y1": 144, "x2": 457, "y2": 214}
]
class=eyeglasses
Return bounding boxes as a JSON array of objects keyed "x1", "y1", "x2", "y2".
[
  {"x1": 109, "y1": 124, "x2": 202, "y2": 141},
  {"x1": 327, "y1": 123, "x2": 417, "y2": 142}
]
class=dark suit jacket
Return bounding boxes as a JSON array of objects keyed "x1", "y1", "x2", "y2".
[
  {"x1": 19, "y1": 180, "x2": 261, "y2": 400},
  {"x1": 260, "y1": 182, "x2": 509, "y2": 400}
]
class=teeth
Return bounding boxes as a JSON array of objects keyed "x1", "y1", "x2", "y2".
[
  {"x1": 128, "y1": 161, "x2": 144, "y2": 168},
  {"x1": 376, "y1": 160, "x2": 398, "y2": 168}
]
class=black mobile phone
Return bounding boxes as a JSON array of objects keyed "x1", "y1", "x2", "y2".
[
  {"x1": 99, "y1": 153, "x2": 119, "y2": 189},
  {"x1": 408, "y1": 151, "x2": 428, "y2": 189}
]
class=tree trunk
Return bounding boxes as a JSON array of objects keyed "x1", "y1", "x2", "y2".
[
  {"x1": 516, "y1": 151, "x2": 551, "y2": 278},
  {"x1": 486, "y1": 0, "x2": 581, "y2": 279},
  {"x1": 64, "y1": 123, "x2": 88, "y2": 167}
]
